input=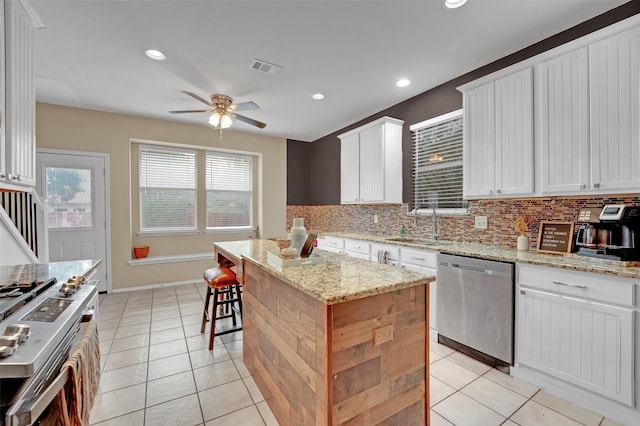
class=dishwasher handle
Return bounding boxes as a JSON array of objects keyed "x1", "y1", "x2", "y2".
[{"x1": 440, "y1": 261, "x2": 512, "y2": 278}]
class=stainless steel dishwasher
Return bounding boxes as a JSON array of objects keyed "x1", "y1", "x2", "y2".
[{"x1": 437, "y1": 253, "x2": 515, "y2": 368}]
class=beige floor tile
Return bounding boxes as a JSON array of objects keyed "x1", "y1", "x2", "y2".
[
  {"x1": 122, "y1": 307, "x2": 152, "y2": 317},
  {"x1": 98, "y1": 318, "x2": 120, "y2": 331},
  {"x1": 144, "y1": 393, "x2": 203, "y2": 426},
  {"x1": 182, "y1": 312, "x2": 204, "y2": 326},
  {"x1": 430, "y1": 350, "x2": 444, "y2": 364},
  {"x1": 99, "y1": 340, "x2": 112, "y2": 355},
  {"x1": 193, "y1": 359, "x2": 240, "y2": 391},
  {"x1": 224, "y1": 339, "x2": 243, "y2": 359},
  {"x1": 448, "y1": 351, "x2": 493, "y2": 375},
  {"x1": 184, "y1": 322, "x2": 209, "y2": 337},
  {"x1": 233, "y1": 357, "x2": 251, "y2": 378},
  {"x1": 256, "y1": 401, "x2": 279, "y2": 426},
  {"x1": 150, "y1": 326, "x2": 185, "y2": 345},
  {"x1": 103, "y1": 346, "x2": 149, "y2": 371},
  {"x1": 461, "y1": 376, "x2": 527, "y2": 418},
  {"x1": 146, "y1": 370, "x2": 196, "y2": 407},
  {"x1": 186, "y1": 333, "x2": 215, "y2": 352},
  {"x1": 431, "y1": 341, "x2": 456, "y2": 357},
  {"x1": 430, "y1": 410, "x2": 454, "y2": 426},
  {"x1": 600, "y1": 417, "x2": 624, "y2": 426},
  {"x1": 98, "y1": 363, "x2": 148, "y2": 393},
  {"x1": 430, "y1": 358, "x2": 480, "y2": 390},
  {"x1": 89, "y1": 383, "x2": 146, "y2": 424},
  {"x1": 205, "y1": 405, "x2": 266, "y2": 426},
  {"x1": 98, "y1": 329, "x2": 116, "y2": 342},
  {"x1": 180, "y1": 303, "x2": 205, "y2": 316},
  {"x1": 243, "y1": 376, "x2": 265, "y2": 403},
  {"x1": 149, "y1": 339, "x2": 188, "y2": 361},
  {"x1": 429, "y1": 375, "x2": 457, "y2": 406},
  {"x1": 199, "y1": 379, "x2": 254, "y2": 421},
  {"x1": 90, "y1": 409, "x2": 144, "y2": 426},
  {"x1": 109, "y1": 333, "x2": 150, "y2": 353},
  {"x1": 502, "y1": 421, "x2": 518, "y2": 426},
  {"x1": 511, "y1": 400, "x2": 581, "y2": 425},
  {"x1": 147, "y1": 352, "x2": 192, "y2": 381},
  {"x1": 433, "y1": 392, "x2": 506, "y2": 426},
  {"x1": 99, "y1": 309, "x2": 124, "y2": 321},
  {"x1": 152, "y1": 301, "x2": 180, "y2": 312},
  {"x1": 114, "y1": 322, "x2": 151, "y2": 339},
  {"x1": 483, "y1": 368, "x2": 539, "y2": 398},
  {"x1": 118, "y1": 313, "x2": 151, "y2": 327},
  {"x1": 128, "y1": 289, "x2": 153, "y2": 301},
  {"x1": 150, "y1": 316, "x2": 183, "y2": 332},
  {"x1": 151, "y1": 308, "x2": 181, "y2": 321},
  {"x1": 189, "y1": 345, "x2": 231, "y2": 369},
  {"x1": 533, "y1": 390, "x2": 604, "y2": 425},
  {"x1": 220, "y1": 330, "x2": 243, "y2": 344}
]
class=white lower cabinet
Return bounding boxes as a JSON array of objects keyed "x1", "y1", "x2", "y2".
[
  {"x1": 399, "y1": 248, "x2": 438, "y2": 342},
  {"x1": 344, "y1": 238, "x2": 370, "y2": 260},
  {"x1": 316, "y1": 236, "x2": 344, "y2": 254},
  {"x1": 515, "y1": 264, "x2": 635, "y2": 407}
]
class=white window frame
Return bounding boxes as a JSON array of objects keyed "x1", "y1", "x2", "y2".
[{"x1": 410, "y1": 109, "x2": 468, "y2": 215}]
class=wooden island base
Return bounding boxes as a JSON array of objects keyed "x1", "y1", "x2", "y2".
[{"x1": 243, "y1": 261, "x2": 429, "y2": 425}]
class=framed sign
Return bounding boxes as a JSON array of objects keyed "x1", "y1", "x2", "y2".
[{"x1": 537, "y1": 221, "x2": 575, "y2": 254}]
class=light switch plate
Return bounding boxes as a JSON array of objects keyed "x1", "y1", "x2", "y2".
[{"x1": 475, "y1": 216, "x2": 488, "y2": 229}]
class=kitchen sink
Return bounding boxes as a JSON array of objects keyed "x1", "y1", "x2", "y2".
[{"x1": 384, "y1": 237, "x2": 445, "y2": 246}]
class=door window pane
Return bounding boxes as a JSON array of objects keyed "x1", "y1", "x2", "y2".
[{"x1": 46, "y1": 167, "x2": 93, "y2": 228}]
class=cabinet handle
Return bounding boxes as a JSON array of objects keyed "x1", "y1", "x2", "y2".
[
  {"x1": 410, "y1": 256, "x2": 426, "y2": 261},
  {"x1": 593, "y1": 183, "x2": 600, "y2": 189},
  {"x1": 488, "y1": 190, "x2": 493, "y2": 195},
  {"x1": 553, "y1": 280, "x2": 587, "y2": 289},
  {"x1": 496, "y1": 189, "x2": 502, "y2": 194},
  {"x1": 580, "y1": 184, "x2": 586, "y2": 190},
  {"x1": 9, "y1": 174, "x2": 20, "y2": 181},
  {"x1": 0, "y1": 172, "x2": 6, "y2": 179}
]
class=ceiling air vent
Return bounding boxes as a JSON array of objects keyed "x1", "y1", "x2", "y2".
[{"x1": 250, "y1": 59, "x2": 283, "y2": 75}]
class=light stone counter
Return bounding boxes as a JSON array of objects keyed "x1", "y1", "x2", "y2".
[
  {"x1": 320, "y1": 231, "x2": 640, "y2": 279},
  {"x1": 213, "y1": 239, "x2": 434, "y2": 305}
]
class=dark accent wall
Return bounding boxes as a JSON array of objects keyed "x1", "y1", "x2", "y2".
[
  {"x1": 286, "y1": 139, "x2": 310, "y2": 204},
  {"x1": 287, "y1": 1, "x2": 640, "y2": 206}
]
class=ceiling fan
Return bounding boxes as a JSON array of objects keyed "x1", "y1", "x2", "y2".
[{"x1": 169, "y1": 90, "x2": 266, "y2": 129}]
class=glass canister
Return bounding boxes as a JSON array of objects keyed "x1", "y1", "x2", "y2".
[{"x1": 290, "y1": 218, "x2": 307, "y2": 256}]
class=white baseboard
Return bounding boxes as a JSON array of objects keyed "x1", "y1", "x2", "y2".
[{"x1": 111, "y1": 278, "x2": 205, "y2": 293}]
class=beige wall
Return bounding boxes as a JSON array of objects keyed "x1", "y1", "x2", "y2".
[{"x1": 36, "y1": 103, "x2": 287, "y2": 290}]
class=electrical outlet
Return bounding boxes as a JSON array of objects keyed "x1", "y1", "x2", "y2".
[
  {"x1": 374, "y1": 214, "x2": 379, "y2": 224},
  {"x1": 475, "y1": 216, "x2": 488, "y2": 229}
]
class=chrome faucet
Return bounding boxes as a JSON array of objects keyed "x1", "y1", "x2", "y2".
[{"x1": 414, "y1": 203, "x2": 439, "y2": 241}]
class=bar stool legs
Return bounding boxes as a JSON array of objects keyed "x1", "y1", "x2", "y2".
[{"x1": 201, "y1": 266, "x2": 243, "y2": 350}]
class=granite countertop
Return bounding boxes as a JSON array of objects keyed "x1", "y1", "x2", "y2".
[
  {"x1": 213, "y1": 240, "x2": 434, "y2": 305},
  {"x1": 0, "y1": 259, "x2": 102, "y2": 286},
  {"x1": 320, "y1": 232, "x2": 640, "y2": 279}
]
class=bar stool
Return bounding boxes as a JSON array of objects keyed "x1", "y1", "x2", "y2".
[{"x1": 200, "y1": 265, "x2": 243, "y2": 350}]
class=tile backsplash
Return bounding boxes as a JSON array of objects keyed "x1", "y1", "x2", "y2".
[{"x1": 287, "y1": 195, "x2": 640, "y2": 249}]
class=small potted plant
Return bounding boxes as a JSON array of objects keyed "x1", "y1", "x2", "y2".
[
  {"x1": 133, "y1": 245, "x2": 150, "y2": 259},
  {"x1": 515, "y1": 216, "x2": 529, "y2": 251}
]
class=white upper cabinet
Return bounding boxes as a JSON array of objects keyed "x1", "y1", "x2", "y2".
[
  {"x1": 1, "y1": 0, "x2": 37, "y2": 189},
  {"x1": 537, "y1": 47, "x2": 589, "y2": 194},
  {"x1": 462, "y1": 68, "x2": 533, "y2": 198},
  {"x1": 589, "y1": 25, "x2": 640, "y2": 192},
  {"x1": 339, "y1": 116, "x2": 404, "y2": 204}
]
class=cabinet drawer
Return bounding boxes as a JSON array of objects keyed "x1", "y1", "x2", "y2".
[
  {"x1": 317, "y1": 236, "x2": 344, "y2": 253},
  {"x1": 370, "y1": 243, "x2": 400, "y2": 262},
  {"x1": 517, "y1": 264, "x2": 635, "y2": 307},
  {"x1": 344, "y1": 239, "x2": 370, "y2": 256},
  {"x1": 400, "y1": 248, "x2": 437, "y2": 269}
]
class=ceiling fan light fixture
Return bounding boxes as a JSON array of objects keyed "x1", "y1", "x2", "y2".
[
  {"x1": 444, "y1": 0, "x2": 467, "y2": 9},
  {"x1": 208, "y1": 112, "x2": 221, "y2": 127},
  {"x1": 220, "y1": 114, "x2": 233, "y2": 129},
  {"x1": 145, "y1": 49, "x2": 166, "y2": 61}
]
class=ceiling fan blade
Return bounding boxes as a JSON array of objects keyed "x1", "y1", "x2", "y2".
[
  {"x1": 229, "y1": 101, "x2": 259, "y2": 112},
  {"x1": 181, "y1": 90, "x2": 213, "y2": 106},
  {"x1": 169, "y1": 109, "x2": 213, "y2": 114},
  {"x1": 232, "y1": 113, "x2": 266, "y2": 129}
]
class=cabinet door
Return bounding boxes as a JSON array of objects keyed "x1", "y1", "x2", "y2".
[
  {"x1": 358, "y1": 125, "x2": 385, "y2": 202},
  {"x1": 0, "y1": 0, "x2": 5, "y2": 184},
  {"x1": 538, "y1": 48, "x2": 589, "y2": 193},
  {"x1": 463, "y1": 82, "x2": 495, "y2": 198},
  {"x1": 517, "y1": 287, "x2": 634, "y2": 406},
  {"x1": 5, "y1": 0, "x2": 35, "y2": 187},
  {"x1": 494, "y1": 68, "x2": 533, "y2": 196},
  {"x1": 340, "y1": 133, "x2": 360, "y2": 203},
  {"x1": 589, "y1": 26, "x2": 640, "y2": 192}
]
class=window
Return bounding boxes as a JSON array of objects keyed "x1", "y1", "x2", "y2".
[
  {"x1": 206, "y1": 152, "x2": 253, "y2": 229},
  {"x1": 410, "y1": 109, "x2": 467, "y2": 211},
  {"x1": 139, "y1": 145, "x2": 197, "y2": 232},
  {"x1": 45, "y1": 167, "x2": 93, "y2": 228}
]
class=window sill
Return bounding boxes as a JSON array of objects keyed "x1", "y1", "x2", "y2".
[
  {"x1": 137, "y1": 230, "x2": 199, "y2": 237},
  {"x1": 128, "y1": 252, "x2": 212, "y2": 266}
]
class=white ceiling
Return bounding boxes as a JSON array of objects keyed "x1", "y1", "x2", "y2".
[{"x1": 30, "y1": 0, "x2": 628, "y2": 142}]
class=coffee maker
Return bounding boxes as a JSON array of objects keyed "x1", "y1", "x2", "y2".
[{"x1": 575, "y1": 204, "x2": 640, "y2": 261}]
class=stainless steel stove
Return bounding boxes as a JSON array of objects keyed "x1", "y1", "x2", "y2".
[{"x1": 0, "y1": 259, "x2": 100, "y2": 426}]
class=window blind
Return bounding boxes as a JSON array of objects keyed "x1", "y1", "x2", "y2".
[
  {"x1": 139, "y1": 145, "x2": 197, "y2": 231},
  {"x1": 411, "y1": 110, "x2": 467, "y2": 210},
  {"x1": 206, "y1": 152, "x2": 253, "y2": 228}
]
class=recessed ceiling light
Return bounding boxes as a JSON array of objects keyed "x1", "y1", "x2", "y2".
[
  {"x1": 145, "y1": 49, "x2": 166, "y2": 61},
  {"x1": 445, "y1": 0, "x2": 467, "y2": 9},
  {"x1": 396, "y1": 79, "x2": 410, "y2": 87},
  {"x1": 312, "y1": 93, "x2": 325, "y2": 100}
]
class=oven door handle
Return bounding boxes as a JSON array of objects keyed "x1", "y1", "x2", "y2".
[{"x1": 7, "y1": 367, "x2": 70, "y2": 426}]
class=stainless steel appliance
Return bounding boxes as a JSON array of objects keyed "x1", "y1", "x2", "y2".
[
  {"x1": 437, "y1": 253, "x2": 515, "y2": 369},
  {"x1": 0, "y1": 260, "x2": 100, "y2": 426},
  {"x1": 575, "y1": 204, "x2": 640, "y2": 261}
]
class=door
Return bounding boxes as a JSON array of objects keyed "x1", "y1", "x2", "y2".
[{"x1": 36, "y1": 150, "x2": 110, "y2": 292}]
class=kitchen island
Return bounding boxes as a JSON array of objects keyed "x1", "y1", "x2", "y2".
[{"x1": 214, "y1": 240, "x2": 434, "y2": 425}]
